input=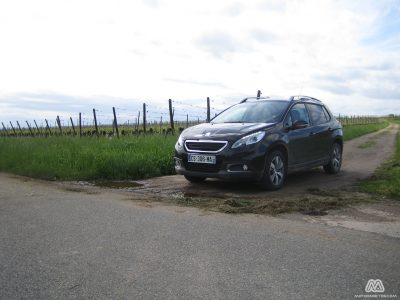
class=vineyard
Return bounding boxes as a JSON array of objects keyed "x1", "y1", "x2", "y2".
[
  {"x1": 0, "y1": 96, "x2": 394, "y2": 138},
  {"x1": 0, "y1": 96, "x2": 396, "y2": 181},
  {"x1": 0, "y1": 98, "x2": 215, "y2": 138}
]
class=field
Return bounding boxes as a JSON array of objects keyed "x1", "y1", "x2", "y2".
[
  {"x1": 361, "y1": 120, "x2": 400, "y2": 200},
  {"x1": 342, "y1": 122, "x2": 388, "y2": 140},
  {"x1": 0, "y1": 121, "x2": 391, "y2": 182},
  {"x1": 0, "y1": 135, "x2": 177, "y2": 180}
]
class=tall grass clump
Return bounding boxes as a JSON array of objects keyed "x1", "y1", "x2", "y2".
[{"x1": 0, "y1": 135, "x2": 177, "y2": 180}]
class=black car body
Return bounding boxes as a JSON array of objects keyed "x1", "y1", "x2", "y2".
[{"x1": 174, "y1": 95, "x2": 343, "y2": 190}]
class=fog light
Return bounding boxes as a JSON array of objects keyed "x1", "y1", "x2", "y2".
[
  {"x1": 243, "y1": 164, "x2": 248, "y2": 171},
  {"x1": 175, "y1": 159, "x2": 181, "y2": 167}
]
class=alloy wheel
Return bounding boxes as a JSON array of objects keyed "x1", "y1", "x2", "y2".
[
  {"x1": 269, "y1": 155, "x2": 284, "y2": 186},
  {"x1": 332, "y1": 144, "x2": 342, "y2": 171}
]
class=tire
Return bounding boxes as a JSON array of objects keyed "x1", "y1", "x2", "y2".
[
  {"x1": 259, "y1": 150, "x2": 287, "y2": 190},
  {"x1": 184, "y1": 175, "x2": 206, "y2": 183},
  {"x1": 323, "y1": 142, "x2": 342, "y2": 174}
]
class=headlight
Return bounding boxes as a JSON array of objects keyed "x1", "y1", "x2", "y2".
[
  {"x1": 231, "y1": 131, "x2": 265, "y2": 149},
  {"x1": 175, "y1": 135, "x2": 184, "y2": 151}
]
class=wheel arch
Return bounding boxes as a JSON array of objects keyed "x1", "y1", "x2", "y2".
[
  {"x1": 333, "y1": 136, "x2": 343, "y2": 152},
  {"x1": 267, "y1": 142, "x2": 289, "y2": 166}
]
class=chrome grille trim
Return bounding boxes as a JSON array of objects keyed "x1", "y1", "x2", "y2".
[{"x1": 184, "y1": 140, "x2": 228, "y2": 153}]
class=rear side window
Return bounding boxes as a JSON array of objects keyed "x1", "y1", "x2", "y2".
[{"x1": 306, "y1": 104, "x2": 328, "y2": 125}]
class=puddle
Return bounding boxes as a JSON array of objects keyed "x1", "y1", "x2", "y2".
[
  {"x1": 92, "y1": 180, "x2": 143, "y2": 189},
  {"x1": 301, "y1": 210, "x2": 328, "y2": 216}
]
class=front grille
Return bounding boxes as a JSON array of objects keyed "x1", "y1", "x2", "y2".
[{"x1": 185, "y1": 140, "x2": 228, "y2": 153}]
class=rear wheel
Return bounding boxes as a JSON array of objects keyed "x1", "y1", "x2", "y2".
[
  {"x1": 259, "y1": 150, "x2": 286, "y2": 190},
  {"x1": 184, "y1": 175, "x2": 206, "y2": 183},
  {"x1": 323, "y1": 142, "x2": 342, "y2": 174}
]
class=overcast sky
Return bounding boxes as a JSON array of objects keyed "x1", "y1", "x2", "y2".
[{"x1": 0, "y1": 0, "x2": 399, "y2": 125}]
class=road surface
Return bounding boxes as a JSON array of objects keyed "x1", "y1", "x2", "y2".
[
  {"x1": 1, "y1": 124, "x2": 399, "y2": 299},
  {"x1": 0, "y1": 173, "x2": 399, "y2": 299}
]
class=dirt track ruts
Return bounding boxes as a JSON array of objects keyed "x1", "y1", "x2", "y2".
[{"x1": 130, "y1": 123, "x2": 399, "y2": 199}]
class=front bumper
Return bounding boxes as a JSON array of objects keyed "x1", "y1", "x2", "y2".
[{"x1": 174, "y1": 147, "x2": 266, "y2": 181}]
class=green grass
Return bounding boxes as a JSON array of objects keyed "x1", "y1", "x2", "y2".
[
  {"x1": 360, "y1": 122, "x2": 400, "y2": 200},
  {"x1": 0, "y1": 121, "x2": 390, "y2": 182},
  {"x1": 0, "y1": 136, "x2": 177, "y2": 180},
  {"x1": 343, "y1": 122, "x2": 388, "y2": 141}
]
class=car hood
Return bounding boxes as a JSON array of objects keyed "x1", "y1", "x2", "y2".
[{"x1": 181, "y1": 122, "x2": 275, "y2": 141}]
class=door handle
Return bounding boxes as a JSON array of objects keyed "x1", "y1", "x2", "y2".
[{"x1": 309, "y1": 132, "x2": 315, "y2": 136}]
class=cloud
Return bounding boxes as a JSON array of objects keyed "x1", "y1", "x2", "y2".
[
  {"x1": 257, "y1": 0, "x2": 287, "y2": 12},
  {"x1": 222, "y1": 2, "x2": 245, "y2": 16},
  {"x1": 0, "y1": 93, "x2": 149, "y2": 124},
  {"x1": 364, "y1": 62, "x2": 394, "y2": 71},
  {"x1": 0, "y1": 0, "x2": 399, "y2": 119},
  {"x1": 362, "y1": 84, "x2": 400, "y2": 100},
  {"x1": 315, "y1": 74, "x2": 346, "y2": 84},
  {"x1": 361, "y1": 5, "x2": 400, "y2": 46},
  {"x1": 143, "y1": 0, "x2": 160, "y2": 8},
  {"x1": 250, "y1": 29, "x2": 277, "y2": 43},
  {"x1": 163, "y1": 78, "x2": 227, "y2": 88},
  {"x1": 196, "y1": 32, "x2": 244, "y2": 59},
  {"x1": 317, "y1": 84, "x2": 354, "y2": 96}
]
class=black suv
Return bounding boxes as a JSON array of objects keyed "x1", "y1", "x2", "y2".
[{"x1": 174, "y1": 95, "x2": 343, "y2": 190}]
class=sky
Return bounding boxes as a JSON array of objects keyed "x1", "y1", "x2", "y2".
[{"x1": 0, "y1": 0, "x2": 399, "y2": 126}]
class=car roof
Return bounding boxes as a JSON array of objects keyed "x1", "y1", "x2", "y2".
[
  {"x1": 240, "y1": 95, "x2": 323, "y2": 105},
  {"x1": 240, "y1": 97, "x2": 290, "y2": 103}
]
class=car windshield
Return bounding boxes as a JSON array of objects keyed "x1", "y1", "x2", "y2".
[{"x1": 212, "y1": 100, "x2": 289, "y2": 124}]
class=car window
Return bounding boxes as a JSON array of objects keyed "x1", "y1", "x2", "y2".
[
  {"x1": 306, "y1": 104, "x2": 328, "y2": 125},
  {"x1": 212, "y1": 100, "x2": 289, "y2": 124},
  {"x1": 322, "y1": 106, "x2": 331, "y2": 121},
  {"x1": 284, "y1": 114, "x2": 292, "y2": 127},
  {"x1": 290, "y1": 103, "x2": 310, "y2": 124}
]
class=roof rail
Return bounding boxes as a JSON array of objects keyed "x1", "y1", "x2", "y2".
[
  {"x1": 289, "y1": 95, "x2": 322, "y2": 102},
  {"x1": 240, "y1": 96, "x2": 270, "y2": 103}
]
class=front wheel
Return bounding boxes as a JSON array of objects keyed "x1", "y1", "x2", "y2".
[
  {"x1": 184, "y1": 175, "x2": 206, "y2": 183},
  {"x1": 323, "y1": 142, "x2": 342, "y2": 174},
  {"x1": 259, "y1": 150, "x2": 287, "y2": 190}
]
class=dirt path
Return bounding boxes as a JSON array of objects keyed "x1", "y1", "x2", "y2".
[
  {"x1": 1, "y1": 124, "x2": 399, "y2": 241},
  {"x1": 130, "y1": 123, "x2": 399, "y2": 199}
]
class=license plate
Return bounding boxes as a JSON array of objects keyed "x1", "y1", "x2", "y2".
[{"x1": 188, "y1": 154, "x2": 216, "y2": 164}]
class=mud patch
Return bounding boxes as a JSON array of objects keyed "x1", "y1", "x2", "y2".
[
  {"x1": 358, "y1": 140, "x2": 376, "y2": 149},
  {"x1": 92, "y1": 180, "x2": 143, "y2": 189},
  {"x1": 127, "y1": 188, "x2": 379, "y2": 216},
  {"x1": 60, "y1": 186, "x2": 100, "y2": 195},
  {"x1": 301, "y1": 209, "x2": 328, "y2": 216},
  {"x1": 302, "y1": 201, "x2": 400, "y2": 238}
]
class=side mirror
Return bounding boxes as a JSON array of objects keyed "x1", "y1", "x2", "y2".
[{"x1": 291, "y1": 120, "x2": 309, "y2": 130}]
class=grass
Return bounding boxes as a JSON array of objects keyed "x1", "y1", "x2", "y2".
[
  {"x1": 0, "y1": 121, "x2": 390, "y2": 182},
  {"x1": 343, "y1": 122, "x2": 388, "y2": 141},
  {"x1": 136, "y1": 187, "x2": 375, "y2": 215},
  {"x1": 0, "y1": 136, "x2": 177, "y2": 180},
  {"x1": 360, "y1": 121, "x2": 400, "y2": 200}
]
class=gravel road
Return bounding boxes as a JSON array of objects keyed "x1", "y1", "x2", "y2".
[{"x1": 1, "y1": 124, "x2": 400, "y2": 299}]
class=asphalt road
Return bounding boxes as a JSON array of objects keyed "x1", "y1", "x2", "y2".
[{"x1": 0, "y1": 174, "x2": 399, "y2": 299}]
